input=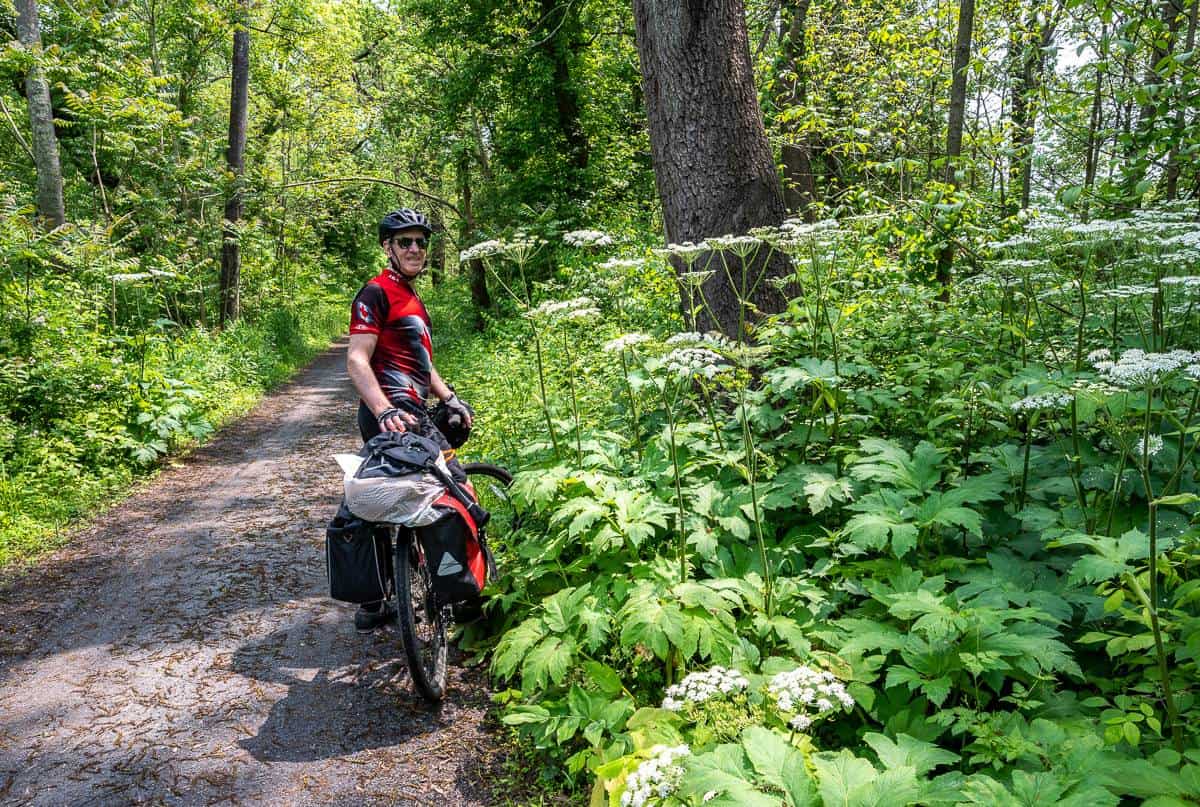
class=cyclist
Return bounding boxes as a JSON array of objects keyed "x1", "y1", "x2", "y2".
[{"x1": 346, "y1": 207, "x2": 474, "y2": 632}]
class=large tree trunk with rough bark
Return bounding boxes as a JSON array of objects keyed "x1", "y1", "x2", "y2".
[
  {"x1": 632, "y1": 0, "x2": 789, "y2": 339},
  {"x1": 219, "y1": 8, "x2": 249, "y2": 327},
  {"x1": 14, "y1": 0, "x2": 65, "y2": 229}
]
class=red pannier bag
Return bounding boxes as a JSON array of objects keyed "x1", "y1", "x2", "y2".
[{"x1": 416, "y1": 492, "x2": 490, "y2": 603}]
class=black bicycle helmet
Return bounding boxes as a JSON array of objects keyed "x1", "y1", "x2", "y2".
[{"x1": 377, "y1": 208, "x2": 432, "y2": 243}]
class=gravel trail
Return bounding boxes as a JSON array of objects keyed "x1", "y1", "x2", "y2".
[{"x1": 0, "y1": 339, "x2": 500, "y2": 806}]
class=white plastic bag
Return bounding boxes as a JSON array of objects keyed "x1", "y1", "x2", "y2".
[{"x1": 334, "y1": 453, "x2": 449, "y2": 527}]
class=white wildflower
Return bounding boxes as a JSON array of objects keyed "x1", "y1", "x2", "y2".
[
  {"x1": 1161, "y1": 276, "x2": 1200, "y2": 290},
  {"x1": 1142, "y1": 434, "x2": 1165, "y2": 458},
  {"x1": 1097, "y1": 348, "x2": 1200, "y2": 387},
  {"x1": 619, "y1": 745, "x2": 690, "y2": 807},
  {"x1": 459, "y1": 239, "x2": 506, "y2": 262},
  {"x1": 1093, "y1": 284, "x2": 1158, "y2": 300},
  {"x1": 1011, "y1": 392, "x2": 1073, "y2": 413},
  {"x1": 563, "y1": 229, "x2": 614, "y2": 248},
  {"x1": 677, "y1": 269, "x2": 715, "y2": 288},
  {"x1": 1087, "y1": 348, "x2": 1112, "y2": 364},
  {"x1": 662, "y1": 241, "x2": 709, "y2": 263},
  {"x1": 110, "y1": 272, "x2": 154, "y2": 284},
  {"x1": 660, "y1": 666, "x2": 750, "y2": 711},
  {"x1": 767, "y1": 665, "x2": 854, "y2": 732},
  {"x1": 600, "y1": 257, "x2": 646, "y2": 271},
  {"x1": 527, "y1": 296, "x2": 596, "y2": 322},
  {"x1": 604, "y1": 333, "x2": 652, "y2": 353},
  {"x1": 665, "y1": 331, "x2": 735, "y2": 351},
  {"x1": 664, "y1": 348, "x2": 728, "y2": 380},
  {"x1": 707, "y1": 233, "x2": 762, "y2": 256}
]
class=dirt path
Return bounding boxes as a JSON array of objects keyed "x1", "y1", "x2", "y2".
[{"x1": 0, "y1": 340, "x2": 501, "y2": 806}]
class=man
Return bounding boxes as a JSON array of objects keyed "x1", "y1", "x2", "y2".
[{"x1": 346, "y1": 207, "x2": 473, "y2": 632}]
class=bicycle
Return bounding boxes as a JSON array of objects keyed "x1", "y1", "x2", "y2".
[{"x1": 383, "y1": 461, "x2": 514, "y2": 702}]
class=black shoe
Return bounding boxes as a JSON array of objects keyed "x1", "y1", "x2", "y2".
[{"x1": 355, "y1": 602, "x2": 396, "y2": 633}]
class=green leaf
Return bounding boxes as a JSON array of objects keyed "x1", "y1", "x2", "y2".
[
  {"x1": 811, "y1": 750, "x2": 879, "y2": 807},
  {"x1": 584, "y1": 661, "x2": 624, "y2": 697},
  {"x1": 741, "y1": 726, "x2": 808, "y2": 794},
  {"x1": 802, "y1": 472, "x2": 854, "y2": 514},
  {"x1": 864, "y1": 733, "x2": 959, "y2": 776}
]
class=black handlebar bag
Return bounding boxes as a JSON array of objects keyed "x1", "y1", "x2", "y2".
[{"x1": 325, "y1": 501, "x2": 391, "y2": 603}]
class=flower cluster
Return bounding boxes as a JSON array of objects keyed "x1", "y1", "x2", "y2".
[
  {"x1": 666, "y1": 331, "x2": 735, "y2": 352},
  {"x1": 600, "y1": 257, "x2": 647, "y2": 271},
  {"x1": 1011, "y1": 391, "x2": 1073, "y2": 413},
  {"x1": 1162, "y1": 275, "x2": 1200, "y2": 290},
  {"x1": 1142, "y1": 434, "x2": 1165, "y2": 458},
  {"x1": 754, "y1": 218, "x2": 841, "y2": 251},
  {"x1": 677, "y1": 269, "x2": 715, "y2": 288},
  {"x1": 659, "y1": 241, "x2": 709, "y2": 263},
  {"x1": 528, "y1": 296, "x2": 599, "y2": 323},
  {"x1": 459, "y1": 235, "x2": 547, "y2": 263},
  {"x1": 1092, "y1": 348, "x2": 1200, "y2": 387},
  {"x1": 619, "y1": 745, "x2": 690, "y2": 807},
  {"x1": 663, "y1": 348, "x2": 728, "y2": 380},
  {"x1": 563, "y1": 229, "x2": 614, "y2": 247},
  {"x1": 458, "y1": 239, "x2": 505, "y2": 262},
  {"x1": 604, "y1": 333, "x2": 652, "y2": 353},
  {"x1": 707, "y1": 233, "x2": 762, "y2": 256},
  {"x1": 660, "y1": 666, "x2": 750, "y2": 711},
  {"x1": 767, "y1": 666, "x2": 854, "y2": 732},
  {"x1": 1093, "y1": 284, "x2": 1158, "y2": 300}
]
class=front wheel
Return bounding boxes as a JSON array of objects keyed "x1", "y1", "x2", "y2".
[
  {"x1": 463, "y1": 462, "x2": 516, "y2": 580},
  {"x1": 393, "y1": 528, "x2": 448, "y2": 702}
]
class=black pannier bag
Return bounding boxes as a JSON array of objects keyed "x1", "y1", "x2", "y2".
[
  {"x1": 417, "y1": 495, "x2": 490, "y2": 604},
  {"x1": 325, "y1": 501, "x2": 391, "y2": 603}
]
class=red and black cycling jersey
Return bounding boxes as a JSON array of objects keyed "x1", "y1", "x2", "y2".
[{"x1": 350, "y1": 268, "x2": 433, "y2": 404}]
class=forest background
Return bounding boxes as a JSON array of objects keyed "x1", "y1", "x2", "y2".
[{"x1": 2, "y1": 0, "x2": 1200, "y2": 803}]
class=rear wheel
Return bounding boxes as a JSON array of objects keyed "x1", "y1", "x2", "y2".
[
  {"x1": 463, "y1": 462, "x2": 515, "y2": 579},
  {"x1": 393, "y1": 528, "x2": 448, "y2": 701}
]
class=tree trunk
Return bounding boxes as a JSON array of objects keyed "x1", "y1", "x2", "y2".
[
  {"x1": 539, "y1": 0, "x2": 589, "y2": 173},
  {"x1": 1007, "y1": 6, "x2": 1059, "y2": 211},
  {"x1": 1082, "y1": 38, "x2": 1106, "y2": 218},
  {"x1": 778, "y1": 0, "x2": 817, "y2": 219},
  {"x1": 936, "y1": 0, "x2": 975, "y2": 293},
  {"x1": 457, "y1": 152, "x2": 490, "y2": 329},
  {"x1": 429, "y1": 204, "x2": 446, "y2": 286},
  {"x1": 1122, "y1": 0, "x2": 1184, "y2": 201},
  {"x1": 14, "y1": 0, "x2": 65, "y2": 229},
  {"x1": 1165, "y1": 0, "x2": 1198, "y2": 199},
  {"x1": 631, "y1": 0, "x2": 789, "y2": 340},
  {"x1": 219, "y1": 7, "x2": 249, "y2": 327}
]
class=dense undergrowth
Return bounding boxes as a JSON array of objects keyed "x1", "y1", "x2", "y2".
[
  {"x1": 447, "y1": 210, "x2": 1200, "y2": 805},
  {"x1": 0, "y1": 206, "x2": 349, "y2": 567}
]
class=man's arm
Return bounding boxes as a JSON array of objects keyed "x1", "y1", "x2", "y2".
[
  {"x1": 347, "y1": 333, "x2": 415, "y2": 432},
  {"x1": 430, "y1": 367, "x2": 473, "y2": 428}
]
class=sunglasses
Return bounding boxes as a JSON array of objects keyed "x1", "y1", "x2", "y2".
[{"x1": 392, "y1": 236, "x2": 429, "y2": 250}]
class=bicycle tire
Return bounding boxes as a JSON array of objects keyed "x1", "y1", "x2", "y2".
[
  {"x1": 392, "y1": 527, "x2": 449, "y2": 702},
  {"x1": 463, "y1": 462, "x2": 516, "y2": 577}
]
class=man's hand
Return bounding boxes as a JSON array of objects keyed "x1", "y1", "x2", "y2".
[
  {"x1": 377, "y1": 407, "x2": 418, "y2": 432},
  {"x1": 444, "y1": 395, "x2": 474, "y2": 429}
]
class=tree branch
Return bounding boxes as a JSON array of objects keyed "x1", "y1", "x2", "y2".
[
  {"x1": 276, "y1": 176, "x2": 462, "y2": 217},
  {"x1": 0, "y1": 95, "x2": 35, "y2": 163}
]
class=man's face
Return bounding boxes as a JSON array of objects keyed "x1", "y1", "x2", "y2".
[{"x1": 386, "y1": 227, "x2": 428, "y2": 277}]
